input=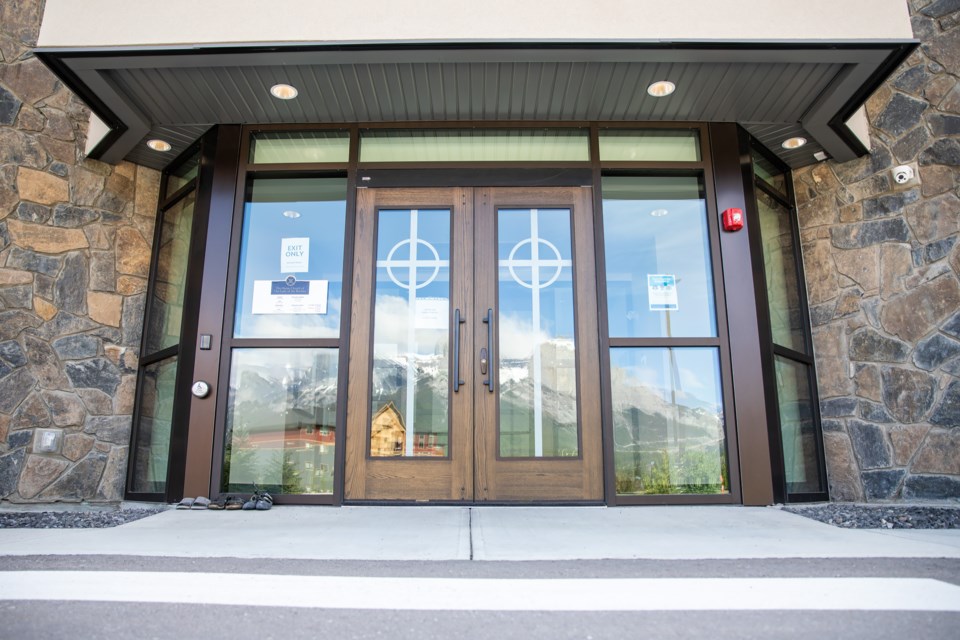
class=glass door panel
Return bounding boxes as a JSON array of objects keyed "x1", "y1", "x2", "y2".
[
  {"x1": 602, "y1": 176, "x2": 716, "y2": 338},
  {"x1": 234, "y1": 178, "x2": 347, "y2": 339},
  {"x1": 223, "y1": 348, "x2": 339, "y2": 495},
  {"x1": 497, "y1": 208, "x2": 578, "y2": 458},
  {"x1": 610, "y1": 347, "x2": 728, "y2": 495},
  {"x1": 370, "y1": 208, "x2": 452, "y2": 458}
]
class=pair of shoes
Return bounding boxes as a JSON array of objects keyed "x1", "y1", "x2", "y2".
[
  {"x1": 176, "y1": 496, "x2": 211, "y2": 509},
  {"x1": 242, "y1": 490, "x2": 273, "y2": 511},
  {"x1": 207, "y1": 495, "x2": 244, "y2": 510}
]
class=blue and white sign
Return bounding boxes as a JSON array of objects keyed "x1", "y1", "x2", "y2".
[
  {"x1": 647, "y1": 274, "x2": 678, "y2": 311},
  {"x1": 252, "y1": 277, "x2": 328, "y2": 314}
]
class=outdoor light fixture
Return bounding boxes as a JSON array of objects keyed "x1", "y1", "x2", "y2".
[
  {"x1": 282, "y1": 210, "x2": 301, "y2": 219},
  {"x1": 270, "y1": 83, "x2": 299, "y2": 100},
  {"x1": 650, "y1": 209, "x2": 669, "y2": 217},
  {"x1": 781, "y1": 136, "x2": 807, "y2": 149},
  {"x1": 146, "y1": 139, "x2": 172, "y2": 152},
  {"x1": 646, "y1": 81, "x2": 676, "y2": 97}
]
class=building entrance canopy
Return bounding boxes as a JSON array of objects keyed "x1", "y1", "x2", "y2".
[{"x1": 34, "y1": 1, "x2": 915, "y2": 170}]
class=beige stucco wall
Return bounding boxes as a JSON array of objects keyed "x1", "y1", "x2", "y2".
[{"x1": 38, "y1": 0, "x2": 913, "y2": 48}]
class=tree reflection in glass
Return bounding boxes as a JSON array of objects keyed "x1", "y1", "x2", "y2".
[{"x1": 223, "y1": 348, "x2": 338, "y2": 495}]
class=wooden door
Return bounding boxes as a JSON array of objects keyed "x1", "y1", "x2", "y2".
[
  {"x1": 473, "y1": 187, "x2": 603, "y2": 501},
  {"x1": 344, "y1": 188, "x2": 474, "y2": 501},
  {"x1": 344, "y1": 186, "x2": 603, "y2": 502}
]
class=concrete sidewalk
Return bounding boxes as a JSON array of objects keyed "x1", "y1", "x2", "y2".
[{"x1": 1, "y1": 505, "x2": 959, "y2": 561}]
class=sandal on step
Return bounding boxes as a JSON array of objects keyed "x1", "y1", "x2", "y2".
[
  {"x1": 192, "y1": 496, "x2": 211, "y2": 509},
  {"x1": 207, "y1": 496, "x2": 227, "y2": 510},
  {"x1": 224, "y1": 495, "x2": 245, "y2": 510},
  {"x1": 255, "y1": 491, "x2": 273, "y2": 511},
  {"x1": 176, "y1": 497, "x2": 195, "y2": 509}
]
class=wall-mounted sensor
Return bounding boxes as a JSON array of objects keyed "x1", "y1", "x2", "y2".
[{"x1": 893, "y1": 165, "x2": 914, "y2": 184}]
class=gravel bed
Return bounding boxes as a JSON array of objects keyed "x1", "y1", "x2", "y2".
[
  {"x1": 0, "y1": 509, "x2": 163, "y2": 529},
  {"x1": 783, "y1": 503, "x2": 960, "y2": 529}
]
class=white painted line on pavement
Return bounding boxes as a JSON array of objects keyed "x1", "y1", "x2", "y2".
[{"x1": 3, "y1": 573, "x2": 960, "y2": 611}]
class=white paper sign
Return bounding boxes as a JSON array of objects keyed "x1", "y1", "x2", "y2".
[
  {"x1": 414, "y1": 297, "x2": 448, "y2": 329},
  {"x1": 280, "y1": 237, "x2": 310, "y2": 273},
  {"x1": 252, "y1": 278, "x2": 328, "y2": 314},
  {"x1": 648, "y1": 274, "x2": 678, "y2": 311}
]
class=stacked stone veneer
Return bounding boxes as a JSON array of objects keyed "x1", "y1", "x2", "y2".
[
  {"x1": 795, "y1": 0, "x2": 960, "y2": 502},
  {"x1": 0, "y1": 0, "x2": 161, "y2": 503}
]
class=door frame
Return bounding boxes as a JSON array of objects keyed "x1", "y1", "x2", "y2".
[
  {"x1": 343, "y1": 186, "x2": 604, "y2": 504},
  {"x1": 181, "y1": 121, "x2": 779, "y2": 506}
]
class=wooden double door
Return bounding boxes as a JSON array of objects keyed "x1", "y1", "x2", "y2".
[{"x1": 344, "y1": 187, "x2": 603, "y2": 502}]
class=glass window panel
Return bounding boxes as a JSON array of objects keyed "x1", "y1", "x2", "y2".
[
  {"x1": 164, "y1": 151, "x2": 199, "y2": 198},
  {"x1": 130, "y1": 356, "x2": 178, "y2": 493},
  {"x1": 234, "y1": 178, "x2": 347, "y2": 339},
  {"x1": 144, "y1": 192, "x2": 195, "y2": 354},
  {"x1": 602, "y1": 176, "x2": 717, "y2": 338},
  {"x1": 775, "y1": 356, "x2": 825, "y2": 494},
  {"x1": 599, "y1": 129, "x2": 701, "y2": 162},
  {"x1": 757, "y1": 189, "x2": 806, "y2": 353},
  {"x1": 498, "y1": 208, "x2": 578, "y2": 458},
  {"x1": 223, "y1": 348, "x2": 339, "y2": 494},
  {"x1": 611, "y1": 347, "x2": 728, "y2": 495},
  {"x1": 249, "y1": 131, "x2": 350, "y2": 164},
  {"x1": 359, "y1": 129, "x2": 589, "y2": 163},
  {"x1": 370, "y1": 209, "x2": 451, "y2": 458},
  {"x1": 752, "y1": 149, "x2": 788, "y2": 197}
]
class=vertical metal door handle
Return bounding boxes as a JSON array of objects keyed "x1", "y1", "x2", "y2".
[
  {"x1": 452, "y1": 308, "x2": 465, "y2": 392},
  {"x1": 482, "y1": 308, "x2": 494, "y2": 392}
]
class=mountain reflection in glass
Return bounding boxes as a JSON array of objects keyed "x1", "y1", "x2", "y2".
[
  {"x1": 369, "y1": 209, "x2": 451, "y2": 457},
  {"x1": 223, "y1": 348, "x2": 338, "y2": 495},
  {"x1": 611, "y1": 347, "x2": 728, "y2": 495},
  {"x1": 498, "y1": 208, "x2": 578, "y2": 458}
]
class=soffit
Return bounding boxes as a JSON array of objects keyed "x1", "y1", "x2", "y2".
[{"x1": 36, "y1": 43, "x2": 915, "y2": 171}]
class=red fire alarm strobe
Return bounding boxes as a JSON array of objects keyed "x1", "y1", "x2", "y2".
[{"x1": 722, "y1": 207, "x2": 744, "y2": 232}]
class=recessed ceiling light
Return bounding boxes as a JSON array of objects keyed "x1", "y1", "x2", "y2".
[
  {"x1": 146, "y1": 139, "x2": 171, "y2": 152},
  {"x1": 650, "y1": 209, "x2": 669, "y2": 217},
  {"x1": 270, "y1": 83, "x2": 299, "y2": 100},
  {"x1": 647, "y1": 81, "x2": 676, "y2": 97},
  {"x1": 781, "y1": 137, "x2": 808, "y2": 150},
  {"x1": 282, "y1": 210, "x2": 301, "y2": 219}
]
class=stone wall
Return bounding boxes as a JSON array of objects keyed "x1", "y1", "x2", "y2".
[
  {"x1": 796, "y1": 0, "x2": 960, "y2": 501},
  {"x1": 0, "y1": 0, "x2": 160, "y2": 503}
]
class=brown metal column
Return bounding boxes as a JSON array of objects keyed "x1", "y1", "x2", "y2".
[
  {"x1": 708, "y1": 123, "x2": 775, "y2": 506},
  {"x1": 182, "y1": 125, "x2": 242, "y2": 498}
]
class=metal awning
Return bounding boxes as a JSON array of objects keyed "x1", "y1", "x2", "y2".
[{"x1": 36, "y1": 41, "x2": 915, "y2": 170}]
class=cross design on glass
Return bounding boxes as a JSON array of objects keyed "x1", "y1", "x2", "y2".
[
  {"x1": 376, "y1": 209, "x2": 449, "y2": 456},
  {"x1": 499, "y1": 208, "x2": 572, "y2": 457}
]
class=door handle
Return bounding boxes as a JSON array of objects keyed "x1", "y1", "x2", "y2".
[
  {"x1": 481, "y1": 308, "x2": 494, "y2": 392},
  {"x1": 452, "y1": 308, "x2": 465, "y2": 392}
]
